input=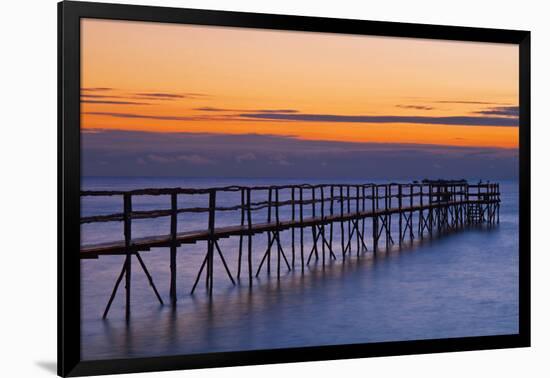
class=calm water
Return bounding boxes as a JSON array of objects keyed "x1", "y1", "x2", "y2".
[{"x1": 81, "y1": 177, "x2": 519, "y2": 360}]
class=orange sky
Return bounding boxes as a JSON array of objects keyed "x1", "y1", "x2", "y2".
[{"x1": 81, "y1": 19, "x2": 519, "y2": 149}]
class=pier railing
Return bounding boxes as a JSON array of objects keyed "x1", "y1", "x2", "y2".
[{"x1": 80, "y1": 180, "x2": 500, "y2": 318}]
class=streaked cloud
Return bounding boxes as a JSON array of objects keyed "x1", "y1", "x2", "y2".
[
  {"x1": 134, "y1": 92, "x2": 187, "y2": 99},
  {"x1": 396, "y1": 105, "x2": 434, "y2": 111},
  {"x1": 85, "y1": 109, "x2": 518, "y2": 127},
  {"x1": 240, "y1": 112, "x2": 518, "y2": 127},
  {"x1": 81, "y1": 94, "x2": 122, "y2": 99},
  {"x1": 80, "y1": 89, "x2": 208, "y2": 102},
  {"x1": 193, "y1": 106, "x2": 229, "y2": 112},
  {"x1": 81, "y1": 87, "x2": 114, "y2": 92},
  {"x1": 84, "y1": 111, "x2": 278, "y2": 123},
  {"x1": 194, "y1": 107, "x2": 299, "y2": 113},
  {"x1": 85, "y1": 112, "x2": 198, "y2": 121},
  {"x1": 433, "y1": 100, "x2": 513, "y2": 105},
  {"x1": 82, "y1": 100, "x2": 151, "y2": 105},
  {"x1": 133, "y1": 92, "x2": 207, "y2": 100},
  {"x1": 474, "y1": 106, "x2": 519, "y2": 117}
]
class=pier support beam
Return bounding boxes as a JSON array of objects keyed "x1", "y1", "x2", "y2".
[
  {"x1": 169, "y1": 193, "x2": 178, "y2": 304},
  {"x1": 124, "y1": 194, "x2": 132, "y2": 320}
]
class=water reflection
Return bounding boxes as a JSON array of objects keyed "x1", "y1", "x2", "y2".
[{"x1": 83, "y1": 222, "x2": 517, "y2": 360}]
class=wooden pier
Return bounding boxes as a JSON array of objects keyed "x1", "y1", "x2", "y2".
[{"x1": 80, "y1": 180, "x2": 500, "y2": 318}]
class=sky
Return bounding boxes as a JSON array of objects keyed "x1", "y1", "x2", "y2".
[{"x1": 81, "y1": 19, "x2": 519, "y2": 180}]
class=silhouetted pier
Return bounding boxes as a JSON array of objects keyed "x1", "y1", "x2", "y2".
[{"x1": 80, "y1": 180, "x2": 500, "y2": 319}]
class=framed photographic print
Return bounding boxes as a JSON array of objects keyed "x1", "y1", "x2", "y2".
[{"x1": 58, "y1": 1, "x2": 530, "y2": 376}]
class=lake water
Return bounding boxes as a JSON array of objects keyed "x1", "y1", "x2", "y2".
[{"x1": 80, "y1": 177, "x2": 519, "y2": 360}]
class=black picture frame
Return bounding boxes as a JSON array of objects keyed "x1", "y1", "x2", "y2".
[{"x1": 58, "y1": 1, "x2": 531, "y2": 376}]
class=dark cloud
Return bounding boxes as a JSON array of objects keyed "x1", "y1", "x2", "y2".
[
  {"x1": 81, "y1": 87, "x2": 114, "y2": 92},
  {"x1": 434, "y1": 100, "x2": 512, "y2": 105},
  {"x1": 132, "y1": 92, "x2": 208, "y2": 100},
  {"x1": 82, "y1": 129, "x2": 518, "y2": 180},
  {"x1": 81, "y1": 94, "x2": 120, "y2": 99},
  {"x1": 396, "y1": 105, "x2": 434, "y2": 111},
  {"x1": 85, "y1": 112, "x2": 199, "y2": 121},
  {"x1": 474, "y1": 106, "x2": 519, "y2": 117},
  {"x1": 84, "y1": 111, "x2": 278, "y2": 123},
  {"x1": 82, "y1": 100, "x2": 151, "y2": 105},
  {"x1": 240, "y1": 112, "x2": 518, "y2": 127},
  {"x1": 193, "y1": 106, "x2": 228, "y2": 112},
  {"x1": 86, "y1": 109, "x2": 518, "y2": 127},
  {"x1": 194, "y1": 107, "x2": 299, "y2": 113},
  {"x1": 134, "y1": 92, "x2": 188, "y2": 99},
  {"x1": 81, "y1": 90, "x2": 208, "y2": 101}
]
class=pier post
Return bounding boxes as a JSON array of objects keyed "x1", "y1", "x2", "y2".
[
  {"x1": 276, "y1": 188, "x2": 281, "y2": 279},
  {"x1": 372, "y1": 185, "x2": 378, "y2": 253},
  {"x1": 291, "y1": 187, "x2": 295, "y2": 268},
  {"x1": 466, "y1": 183, "x2": 470, "y2": 224},
  {"x1": 451, "y1": 184, "x2": 458, "y2": 230},
  {"x1": 347, "y1": 186, "x2": 351, "y2": 249},
  {"x1": 428, "y1": 184, "x2": 433, "y2": 236},
  {"x1": 397, "y1": 184, "x2": 403, "y2": 246},
  {"x1": 355, "y1": 185, "x2": 360, "y2": 256},
  {"x1": 247, "y1": 188, "x2": 253, "y2": 286},
  {"x1": 385, "y1": 185, "x2": 390, "y2": 249},
  {"x1": 267, "y1": 188, "x2": 272, "y2": 274},
  {"x1": 311, "y1": 187, "x2": 318, "y2": 261},
  {"x1": 461, "y1": 183, "x2": 465, "y2": 226},
  {"x1": 497, "y1": 183, "x2": 500, "y2": 224},
  {"x1": 299, "y1": 187, "x2": 305, "y2": 273},
  {"x1": 271, "y1": 187, "x2": 291, "y2": 278},
  {"x1": 462, "y1": 183, "x2": 467, "y2": 226},
  {"x1": 237, "y1": 188, "x2": 245, "y2": 279},
  {"x1": 206, "y1": 189, "x2": 216, "y2": 296},
  {"x1": 169, "y1": 192, "x2": 178, "y2": 304},
  {"x1": 409, "y1": 184, "x2": 414, "y2": 241},
  {"x1": 330, "y1": 185, "x2": 334, "y2": 254},
  {"x1": 123, "y1": 193, "x2": 132, "y2": 320},
  {"x1": 361, "y1": 185, "x2": 366, "y2": 252},
  {"x1": 489, "y1": 184, "x2": 497, "y2": 224},
  {"x1": 321, "y1": 186, "x2": 326, "y2": 266},
  {"x1": 341, "y1": 185, "x2": 346, "y2": 260},
  {"x1": 419, "y1": 185, "x2": 424, "y2": 238},
  {"x1": 478, "y1": 183, "x2": 483, "y2": 223},
  {"x1": 491, "y1": 184, "x2": 497, "y2": 224},
  {"x1": 438, "y1": 185, "x2": 442, "y2": 231}
]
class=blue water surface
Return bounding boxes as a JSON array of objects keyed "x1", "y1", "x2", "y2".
[{"x1": 80, "y1": 177, "x2": 519, "y2": 360}]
